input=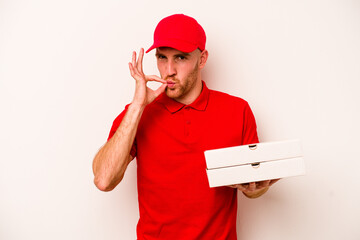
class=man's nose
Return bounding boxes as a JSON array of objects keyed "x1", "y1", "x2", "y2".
[{"x1": 165, "y1": 60, "x2": 177, "y2": 77}]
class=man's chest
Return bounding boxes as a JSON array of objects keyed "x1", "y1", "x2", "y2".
[{"x1": 136, "y1": 107, "x2": 244, "y2": 156}]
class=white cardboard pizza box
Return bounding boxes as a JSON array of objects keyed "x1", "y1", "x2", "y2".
[{"x1": 204, "y1": 139, "x2": 305, "y2": 188}]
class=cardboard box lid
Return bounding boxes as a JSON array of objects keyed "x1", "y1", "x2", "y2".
[
  {"x1": 206, "y1": 156, "x2": 306, "y2": 187},
  {"x1": 204, "y1": 139, "x2": 303, "y2": 169}
]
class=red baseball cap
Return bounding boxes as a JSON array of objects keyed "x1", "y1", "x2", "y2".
[{"x1": 146, "y1": 14, "x2": 206, "y2": 53}]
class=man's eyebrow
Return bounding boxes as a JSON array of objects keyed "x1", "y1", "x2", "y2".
[{"x1": 174, "y1": 52, "x2": 190, "y2": 57}]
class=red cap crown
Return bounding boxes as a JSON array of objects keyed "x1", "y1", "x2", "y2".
[{"x1": 146, "y1": 14, "x2": 206, "y2": 53}]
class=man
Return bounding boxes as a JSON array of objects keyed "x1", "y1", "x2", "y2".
[{"x1": 93, "y1": 14, "x2": 278, "y2": 239}]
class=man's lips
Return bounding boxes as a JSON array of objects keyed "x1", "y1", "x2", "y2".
[{"x1": 166, "y1": 81, "x2": 176, "y2": 88}]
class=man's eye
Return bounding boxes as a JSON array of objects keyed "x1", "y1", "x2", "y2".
[
  {"x1": 177, "y1": 56, "x2": 186, "y2": 60},
  {"x1": 158, "y1": 55, "x2": 166, "y2": 59}
]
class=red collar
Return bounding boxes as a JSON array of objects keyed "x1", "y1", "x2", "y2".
[{"x1": 157, "y1": 81, "x2": 210, "y2": 113}]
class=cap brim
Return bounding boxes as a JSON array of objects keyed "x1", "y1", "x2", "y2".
[{"x1": 146, "y1": 39, "x2": 198, "y2": 53}]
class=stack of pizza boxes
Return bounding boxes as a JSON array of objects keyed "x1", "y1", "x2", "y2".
[{"x1": 204, "y1": 139, "x2": 305, "y2": 188}]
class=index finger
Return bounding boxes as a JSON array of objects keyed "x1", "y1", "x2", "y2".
[{"x1": 146, "y1": 75, "x2": 167, "y2": 84}]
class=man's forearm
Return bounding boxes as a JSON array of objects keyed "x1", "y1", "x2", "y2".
[{"x1": 93, "y1": 103, "x2": 145, "y2": 191}]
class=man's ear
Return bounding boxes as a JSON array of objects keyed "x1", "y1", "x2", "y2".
[{"x1": 199, "y1": 50, "x2": 209, "y2": 69}]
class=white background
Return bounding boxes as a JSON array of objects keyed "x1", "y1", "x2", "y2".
[{"x1": 1, "y1": 0, "x2": 359, "y2": 239}]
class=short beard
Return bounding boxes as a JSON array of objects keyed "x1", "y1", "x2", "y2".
[{"x1": 165, "y1": 61, "x2": 199, "y2": 101}]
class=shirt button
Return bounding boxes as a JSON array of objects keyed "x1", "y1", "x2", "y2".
[
  {"x1": 186, "y1": 120, "x2": 191, "y2": 124},
  {"x1": 185, "y1": 107, "x2": 190, "y2": 110}
]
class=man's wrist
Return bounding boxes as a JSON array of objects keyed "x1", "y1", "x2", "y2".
[{"x1": 129, "y1": 102, "x2": 146, "y2": 112}]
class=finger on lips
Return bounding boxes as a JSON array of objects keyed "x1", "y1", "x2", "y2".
[{"x1": 145, "y1": 75, "x2": 166, "y2": 84}]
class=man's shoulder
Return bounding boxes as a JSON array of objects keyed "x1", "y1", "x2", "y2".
[{"x1": 208, "y1": 88, "x2": 249, "y2": 107}]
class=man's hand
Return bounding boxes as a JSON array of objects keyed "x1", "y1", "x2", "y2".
[
  {"x1": 229, "y1": 179, "x2": 280, "y2": 199},
  {"x1": 128, "y1": 48, "x2": 167, "y2": 107}
]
